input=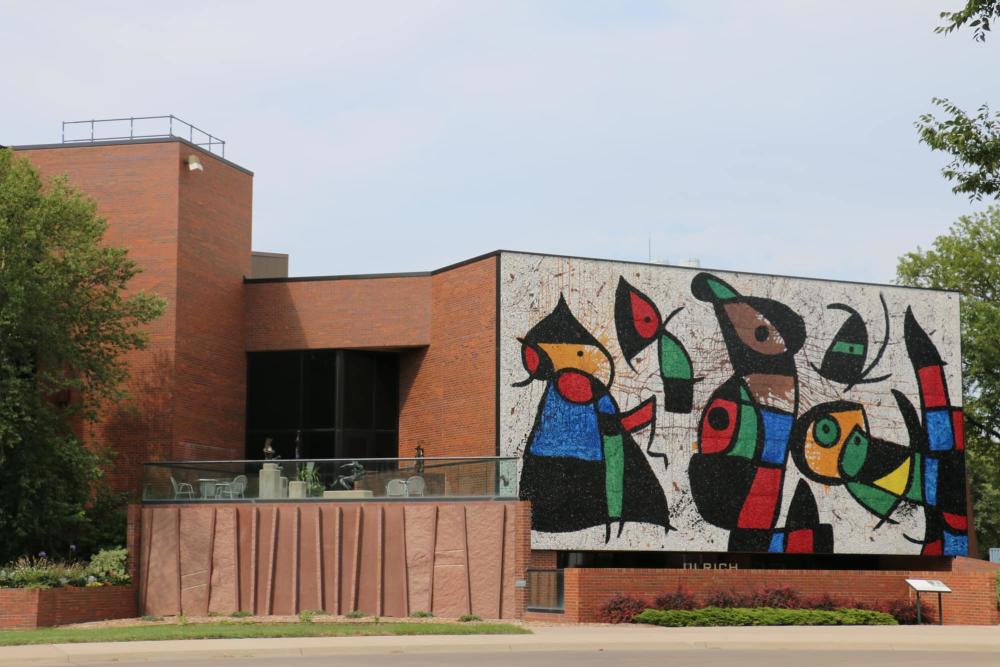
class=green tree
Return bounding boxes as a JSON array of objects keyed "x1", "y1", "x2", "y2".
[
  {"x1": 897, "y1": 206, "x2": 1000, "y2": 554},
  {"x1": 0, "y1": 149, "x2": 165, "y2": 562},
  {"x1": 916, "y1": 1, "x2": 1000, "y2": 200}
]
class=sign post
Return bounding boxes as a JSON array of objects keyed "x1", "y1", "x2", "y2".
[{"x1": 905, "y1": 579, "x2": 952, "y2": 625}]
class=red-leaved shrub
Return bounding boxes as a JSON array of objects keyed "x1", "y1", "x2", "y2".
[
  {"x1": 801, "y1": 593, "x2": 840, "y2": 611},
  {"x1": 653, "y1": 587, "x2": 697, "y2": 611},
  {"x1": 880, "y1": 599, "x2": 933, "y2": 625},
  {"x1": 704, "y1": 589, "x2": 753, "y2": 608},
  {"x1": 749, "y1": 587, "x2": 802, "y2": 609},
  {"x1": 600, "y1": 594, "x2": 649, "y2": 623}
]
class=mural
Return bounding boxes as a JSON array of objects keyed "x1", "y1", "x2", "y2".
[{"x1": 499, "y1": 252, "x2": 967, "y2": 555}]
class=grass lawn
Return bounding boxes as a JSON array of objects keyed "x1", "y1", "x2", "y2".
[{"x1": 0, "y1": 621, "x2": 531, "y2": 646}]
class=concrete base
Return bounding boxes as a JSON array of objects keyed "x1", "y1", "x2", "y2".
[{"x1": 322, "y1": 490, "x2": 374, "y2": 499}]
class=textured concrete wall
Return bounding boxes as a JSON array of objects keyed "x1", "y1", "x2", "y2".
[
  {"x1": 137, "y1": 501, "x2": 529, "y2": 619},
  {"x1": 500, "y1": 252, "x2": 967, "y2": 556}
]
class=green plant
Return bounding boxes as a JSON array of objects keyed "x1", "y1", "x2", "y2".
[
  {"x1": 230, "y1": 610, "x2": 252, "y2": 618},
  {"x1": 176, "y1": 613, "x2": 188, "y2": 626},
  {"x1": 140, "y1": 615, "x2": 164, "y2": 622},
  {"x1": 87, "y1": 547, "x2": 129, "y2": 584},
  {"x1": 299, "y1": 610, "x2": 316, "y2": 623},
  {"x1": 458, "y1": 614, "x2": 482, "y2": 622},
  {"x1": 409, "y1": 610, "x2": 434, "y2": 618},
  {"x1": 0, "y1": 149, "x2": 165, "y2": 563},
  {"x1": 297, "y1": 463, "x2": 324, "y2": 497},
  {"x1": 632, "y1": 607, "x2": 896, "y2": 627},
  {"x1": 207, "y1": 611, "x2": 221, "y2": 618},
  {"x1": 996, "y1": 573, "x2": 1000, "y2": 610},
  {"x1": 346, "y1": 610, "x2": 365, "y2": 619}
]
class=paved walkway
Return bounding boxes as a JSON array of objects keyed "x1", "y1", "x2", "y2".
[{"x1": 1, "y1": 624, "x2": 998, "y2": 665}]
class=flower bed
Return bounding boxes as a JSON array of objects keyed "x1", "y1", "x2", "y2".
[{"x1": 0, "y1": 549, "x2": 134, "y2": 629}]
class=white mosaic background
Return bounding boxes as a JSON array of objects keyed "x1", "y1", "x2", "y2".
[{"x1": 498, "y1": 252, "x2": 963, "y2": 555}]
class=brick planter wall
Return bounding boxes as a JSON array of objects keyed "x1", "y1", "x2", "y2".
[
  {"x1": 0, "y1": 585, "x2": 137, "y2": 629},
  {"x1": 556, "y1": 557, "x2": 1000, "y2": 625}
]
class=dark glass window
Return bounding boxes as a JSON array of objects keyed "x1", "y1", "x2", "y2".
[{"x1": 245, "y1": 350, "x2": 399, "y2": 460}]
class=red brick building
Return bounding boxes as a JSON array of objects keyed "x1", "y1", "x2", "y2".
[{"x1": 11, "y1": 134, "x2": 999, "y2": 625}]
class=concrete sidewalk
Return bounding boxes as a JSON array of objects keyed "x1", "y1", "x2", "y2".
[{"x1": 1, "y1": 624, "x2": 999, "y2": 665}]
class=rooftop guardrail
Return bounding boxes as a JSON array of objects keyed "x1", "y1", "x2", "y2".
[{"x1": 61, "y1": 115, "x2": 225, "y2": 156}]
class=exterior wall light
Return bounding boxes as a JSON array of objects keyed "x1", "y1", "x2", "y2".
[{"x1": 186, "y1": 154, "x2": 204, "y2": 172}]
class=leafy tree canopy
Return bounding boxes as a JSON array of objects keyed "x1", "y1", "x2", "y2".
[
  {"x1": 916, "y1": 1, "x2": 1000, "y2": 200},
  {"x1": 936, "y1": 0, "x2": 1000, "y2": 41},
  {"x1": 897, "y1": 206, "x2": 1000, "y2": 553},
  {"x1": 0, "y1": 149, "x2": 165, "y2": 562}
]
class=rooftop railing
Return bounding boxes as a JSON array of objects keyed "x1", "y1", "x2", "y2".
[
  {"x1": 142, "y1": 457, "x2": 518, "y2": 503},
  {"x1": 61, "y1": 115, "x2": 225, "y2": 156}
]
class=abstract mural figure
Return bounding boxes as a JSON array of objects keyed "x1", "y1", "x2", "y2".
[
  {"x1": 615, "y1": 277, "x2": 700, "y2": 413},
  {"x1": 767, "y1": 480, "x2": 834, "y2": 554},
  {"x1": 790, "y1": 308, "x2": 968, "y2": 556},
  {"x1": 516, "y1": 296, "x2": 670, "y2": 542},
  {"x1": 687, "y1": 272, "x2": 812, "y2": 552},
  {"x1": 811, "y1": 294, "x2": 891, "y2": 391}
]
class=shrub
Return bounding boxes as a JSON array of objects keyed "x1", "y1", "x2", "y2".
[
  {"x1": 0, "y1": 548, "x2": 130, "y2": 589},
  {"x1": 880, "y1": 599, "x2": 933, "y2": 625},
  {"x1": 299, "y1": 610, "x2": 316, "y2": 623},
  {"x1": 230, "y1": 610, "x2": 252, "y2": 618},
  {"x1": 801, "y1": 593, "x2": 839, "y2": 611},
  {"x1": 409, "y1": 610, "x2": 434, "y2": 618},
  {"x1": 749, "y1": 587, "x2": 802, "y2": 609},
  {"x1": 459, "y1": 614, "x2": 482, "y2": 622},
  {"x1": 633, "y1": 607, "x2": 896, "y2": 627},
  {"x1": 704, "y1": 590, "x2": 752, "y2": 608},
  {"x1": 346, "y1": 610, "x2": 365, "y2": 619},
  {"x1": 599, "y1": 594, "x2": 649, "y2": 624},
  {"x1": 87, "y1": 547, "x2": 129, "y2": 584},
  {"x1": 653, "y1": 587, "x2": 696, "y2": 611}
]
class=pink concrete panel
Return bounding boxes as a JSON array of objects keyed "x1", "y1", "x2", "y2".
[
  {"x1": 179, "y1": 507, "x2": 214, "y2": 615},
  {"x1": 320, "y1": 506, "x2": 341, "y2": 614},
  {"x1": 255, "y1": 507, "x2": 276, "y2": 614},
  {"x1": 298, "y1": 506, "x2": 323, "y2": 613},
  {"x1": 501, "y1": 505, "x2": 516, "y2": 618},
  {"x1": 339, "y1": 506, "x2": 363, "y2": 612},
  {"x1": 466, "y1": 504, "x2": 505, "y2": 619},
  {"x1": 208, "y1": 507, "x2": 238, "y2": 614},
  {"x1": 404, "y1": 505, "x2": 437, "y2": 614},
  {"x1": 432, "y1": 505, "x2": 471, "y2": 617},
  {"x1": 382, "y1": 505, "x2": 409, "y2": 618},
  {"x1": 270, "y1": 507, "x2": 298, "y2": 615},
  {"x1": 357, "y1": 506, "x2": 383, "y2": 615},
  {"x1": 236, "y1": 506, "x2": 255, "y2": 613},
  {"x1": 143, "y1": 508, "x2": 181, "y2": 616}
]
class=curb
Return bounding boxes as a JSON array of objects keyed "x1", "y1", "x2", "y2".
[{"x1": 3, "y1": 634, "x2": 1000, "y2": 666}]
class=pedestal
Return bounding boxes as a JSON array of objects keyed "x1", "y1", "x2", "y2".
[{"x1": 322, "y1": 490, "x2": 374, "y2": 499}]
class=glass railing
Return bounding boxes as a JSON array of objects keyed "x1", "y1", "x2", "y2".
[{"x1": 142, "y1": 457, "x2": 518, "y2": 502}]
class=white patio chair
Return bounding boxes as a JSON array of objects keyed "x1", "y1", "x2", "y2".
[
  {"x1": 216, "y1": 474, "x2": 248, "y2": 499},
  {"x1": 406, "y1": 476, "x2": 426, "y2": 497},
  {"x1": 171, "y1": 476, "x2": 194, "y2": 499},
  {"x1": 386, "y1": 478, "x2": 408, "y2": 497}
]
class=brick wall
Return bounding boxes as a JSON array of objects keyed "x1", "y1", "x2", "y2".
[
  {"x1": 15, "y1": 140, "x2": 253, "y2": 493},
  {"x1": 244, "y1": 275, "x2": 432, "y2": 351},
  {"x1": 399, "y1": 257, "x2": 497, "y2": 458},
  {"x1": 558, "y1": 557, "x2": 1000, "y2": 625},
  {"x1": 0, "y1": 586, "x2": 137, "y2": 629},
  {"x1": 16, "y1": 142, "x2": 181, "y2": 492},
  {"x1": 245, "y1": 256, "x2": 498, "y2": 461},
  {"x1": 174, "y1": 147, "x2": 252, "y2": 461}
]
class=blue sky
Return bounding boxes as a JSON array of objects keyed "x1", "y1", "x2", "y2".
[{"x1": 2, "y1": 1, "x2": 996, "y2": 282}]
